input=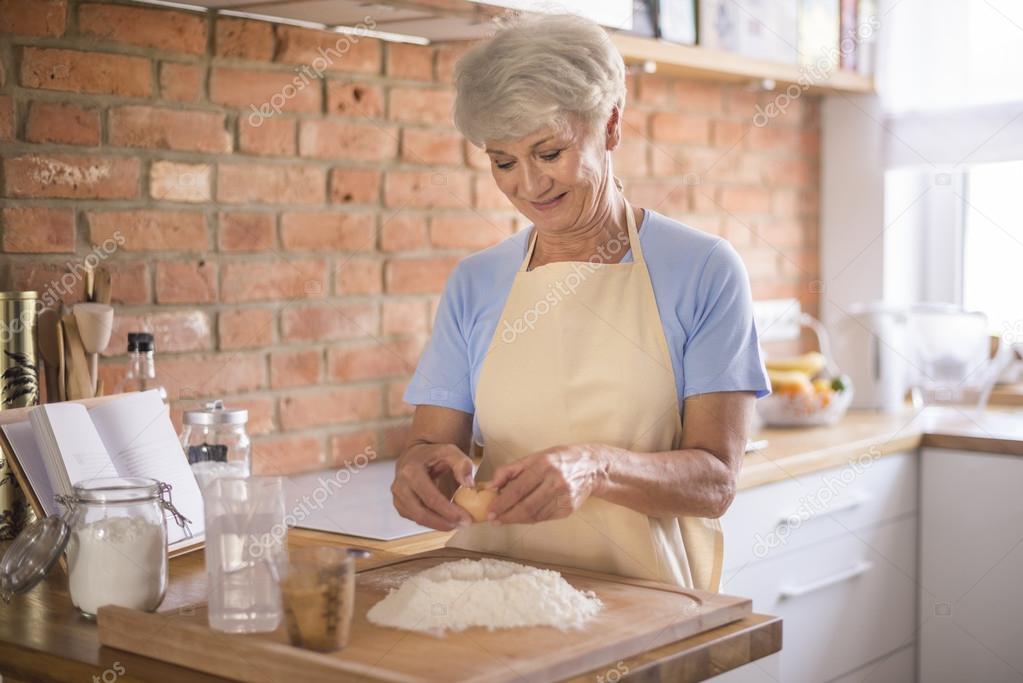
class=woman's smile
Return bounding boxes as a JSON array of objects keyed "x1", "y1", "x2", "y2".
[{"x1": 529, "y1": 191, "x2": 568, "y2": 212}]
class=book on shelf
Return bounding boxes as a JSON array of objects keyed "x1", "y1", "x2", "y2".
[{"x1": 0, "y1": 390, "x2": 204, "y2": 556}]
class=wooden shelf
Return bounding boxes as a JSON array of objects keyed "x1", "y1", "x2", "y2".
[{"x1": 610, "y1": 33, "x2": 874, "y2": 95}]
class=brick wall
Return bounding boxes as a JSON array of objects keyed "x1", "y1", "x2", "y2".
[{"x1": 0, "y1": 0, "x2": 820, "y2": 475}]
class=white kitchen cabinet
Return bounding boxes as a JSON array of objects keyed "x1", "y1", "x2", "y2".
[
  {"x1": 918, "y1": 448, "x2": 1023, "y2": 683},
  {"x1": 710, "y1": 653, "x2": 781, "y2": 682},
  {"x1": 829, "y1": 645, "x2": 915, "y2": 683}
]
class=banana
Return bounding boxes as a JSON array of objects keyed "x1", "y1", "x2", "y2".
[
  {"x1": 765, "y1": 352, "x2": 826, "y2": 376},
  {"x1": 767, "y1": 369, "x2": 813, "y2": 393}
]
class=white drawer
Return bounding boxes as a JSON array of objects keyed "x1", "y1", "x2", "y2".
[
  {"x1": 722, "y1": 451, "x2": 917, "y2": 571},
  {"x1": 720, "y1": 516, "x2": 918, "y2": 683},
  {"x1": 828, "y1": 645, "x2": 915, "y2": 683},
  {"x1": 709, "y1": 653, "x2": 781, "y2": 682}
]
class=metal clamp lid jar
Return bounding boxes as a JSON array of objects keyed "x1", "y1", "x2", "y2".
[{"x1": 180, "y1": 400, "x2": 251, "y2": 489}]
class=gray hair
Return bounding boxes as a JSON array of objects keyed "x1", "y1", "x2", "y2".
[{"x1": 453, "y1": 14, "x2": 627, "y2": 147}]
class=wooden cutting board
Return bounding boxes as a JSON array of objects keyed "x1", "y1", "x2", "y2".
[{"x1": 98, "y1": 548, "x2": 751, "y2": 683}]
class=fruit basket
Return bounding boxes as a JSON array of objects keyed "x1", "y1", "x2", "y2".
[{"x1": 757, "y1": 314, "x2": 854, "y2": 427}]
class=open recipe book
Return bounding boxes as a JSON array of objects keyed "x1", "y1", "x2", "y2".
[{"x1": 0, "y1": 390, "x2": 204, "y2": 553}]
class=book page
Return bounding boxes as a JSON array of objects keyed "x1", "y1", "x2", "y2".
[
  {"x1": 31, "y1": 403, "x2": 118, "y2": 491},
  {"x1": 1, "y1": 422, "x2": 58, "y2": 517},
  {"x1": 89, "y1": 391, "x2": 205, "y2": 544}
]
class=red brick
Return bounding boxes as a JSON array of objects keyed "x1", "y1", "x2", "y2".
[
  {"x1": 622, "y1": 108, "x2": 648, "y2": 136},
  {"x1": 388, "y1": 87, "x2": 454, "y2": 125},
  {"x1": 0, "y1": 0, "x2": 66, "y2": 37},
  {"x1": 330, "y1": 430, "x2": 378, "y2": 465},
  {"x1": 638, "y1": 76, "x2": 723, "y2": 113},
  {"x1": 217, "y1": 163, "x2": 325, "y2": 204},
  {"x1": 2, "y1": 208, "x2": 75, "y2": 253},
  {"x1": 280, "y1": 303, "x2": 379, "y2": 342},
  {"x1": 380, "y1": 423, "x2": 411, "y2": 459},
  {"x1": 159, "y1": 62, "x2": 203, "y2": 104},
  {"x1": 330, "y1": 168, "x2": 380, "y2": 205},
  {"x1": 218, "y1": 308, "x2": 275, "y2": 350},
  {"x1": 274, "y1": 26, "x2": 381, "y2": 75},
  {"x1": 327, "y1": 339, "x2": 419, "y2": 382},
  {"x1": 218, "y1": 212, "x2": 276, "y2": 252},
  {"x1": 239, "y1": 116, "x2": 296, "y2": 156},
  {"x1": 380, "y1": 215, "x2": 428, "y2": 252},
  {"x1": 20, "y1": 47, "x2": 151, "y2": 97},
  {"x1": 627, "y1": 180, "x2": 690, "y2": 215},
  {"x1": 78, "y1": 3, "x2": 206, "y2": 55},
  {"x1": 149, "y1": 161, "x2": 211, "y2": 203},
  {"x1": 221, "y1": 259, "x2": 327, "y2": 303},
  {"x1": 650, "y1": 112, "x2": 711, "y2": 145},
  {"x1": 712, "y1": 120, "x2": 750, "y2": 149},
  {"x1": 386, "y1": 43, "x2": 433, "y2": 81},
  {"x1": 335, "y1": 257, "x2": 382, "y2": 295},
  {"x1": 4, "y1": 154, "x2": 139, "y2": 200},
  {"x1": 435, "y1": 43, "x2": 470, "y2": 85},
  {"x1": 24, "y1": 101, "x2": 100, "y2": 146},
  {"x1": 103, "y1": 310, "x2": 212, "y2": 357},
  {"x1": 87, "y1": 210, "x2": 207, "y2": 251},
  {"x1": 229, "y1": 397, "x2": 275, "y2": 436},
  {"x1": 614, "y1": 139, "x2": 648, "y2": 178},
  {"x1": 761, "y1": 158, "x2": 816, "y2": 188},
  {"x1": 0, "y1": 96, "x2": 11, "y2": 141},
  {"x1": 215, "y1": 17, "x2": 274, "y2": 60},
  {"x1": 155, "y1": 260, "x2": 217, "y2": 304},
  {"x1": 298, "y1": 119, "x2": 397, "y2": 161},
  {"x1": 270, "y1": 349, "x2": 321, "y2": 388},
  {"x1": 473, "y1": 175, "x2": 512, "y2": 210},
  {"x1": 279, "y1": 385, "x2": 382, "y2": 430},
  {"x1": 280, "y1": 211, "x2": 375, "y2": 251},
  {"x1": 387, "y1": 380, "x2": 414, "y2": 417},
  {"x1": 720, "y1": 186, "x2": 771, "y2": 213},
  {"x1": 430, "y1": 214, "x2": 512, "y2": 250},
  {"x1": 401, "y1": 127, "x2": 462, "y2": 166},
  {"x1": 746, "y1": 125, "x2": 803, "y2": 153},
  {"x1": 385, "y1": 170, "x2": 471, "y2": 209},
  {"x1": 382, "y1": 299, "x2": 429, "y2": 335},
  {"x1": 252, "y1": 435, "x2": 325, "y2": 476},
  {"x1": 326, "y1": 81, "x2": 383, "y2": 118},
  {"x1": 385, "y1": 257, "x2": 458, "y2": 294},
  {"x1": 210, "y1": 67, "x2": 321, "y2": 115},
  {"x1": 0, "y1": 52, "x2": 5, "y2": 88},
  {"x1": 106, "y1": 261, "x2": 150, "y2": 305},
  {"x1": 109, "y1": 106, "x2": 230, "y2": 154},
  {"x1": 464, "y1": 141, "x2": 488, "y2": 170},
  {"x1": 8, "y1": 262, "x2": 85, "y2": 307},
  {"x1": 157, "y1": 353, "x2": 266, "y2": 402}
]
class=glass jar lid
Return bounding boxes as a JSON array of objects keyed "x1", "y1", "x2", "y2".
[
  {"x1": 0, "y1": 515, "x2": 70, "y2": 603},
  {"x1": 182, "y1": 399, "x2": 248, "y2": 426},
  {"x1": 73, "y1": 477, "x2": 161, "y2": 504}
]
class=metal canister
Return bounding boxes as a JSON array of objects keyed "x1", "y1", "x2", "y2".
[{"x1": 0, "y1": 291, "x2": 40, "y2": 539}]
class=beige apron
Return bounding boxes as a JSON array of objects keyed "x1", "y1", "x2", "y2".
[{"x1": 446, "y1": 200, "x2": 724, "y2": 592}]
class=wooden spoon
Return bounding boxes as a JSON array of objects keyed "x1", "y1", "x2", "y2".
[
  {"x1": 61, "y1": 313, "x2": 94, "y2": 400},
  {"x1": 35, "y1": 308, "x2": 61, "y2": 402},
  {"x1": 55, "y1": 319, "x2": 66, "y2": 402},
  {"x1": 93, "y1": 267, "x2": 112, "y2": 305}
]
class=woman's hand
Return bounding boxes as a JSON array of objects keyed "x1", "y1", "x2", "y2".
[
  {"x1": 483, "y1": 444, "x2": 609, "y2": 524},
  {"x1": 391, "y1": 443, "x2": 475, "y2": 531}
]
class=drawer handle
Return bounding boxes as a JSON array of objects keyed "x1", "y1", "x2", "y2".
[
  {"x1": 777, "y1": 491, "x2": 869, "y2": 528},
  {"x1": 779, "y1": 560, "x2": 874, "y2": 599}
]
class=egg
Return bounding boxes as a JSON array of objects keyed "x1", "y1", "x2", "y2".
[{"x1": 453, "y1": 484, "x2": 498, "y2": 523}]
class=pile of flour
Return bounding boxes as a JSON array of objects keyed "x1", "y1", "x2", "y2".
[{"x1": 366, "y1": 558, "x2": 603, "y2": 634}]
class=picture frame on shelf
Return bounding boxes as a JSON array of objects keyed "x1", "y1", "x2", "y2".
[
  {"x1": 799, "y1": 0, "x2": 841, "y2": 72},
  {"x1": 697, "y1": 0, "x2": 798, "y2": 64},
  {"x1": 659, "y1": 0, "x2": 697, "y2": 45}
]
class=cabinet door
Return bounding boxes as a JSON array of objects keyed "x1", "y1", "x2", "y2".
[
  {"x1": 721, "y1": 516, "x2": 917, "y2": 683},
  {"x1": 919, "y1": 448, "x2": 1023, "y2": 683},
  {"x1": 828, "y1": 645, "x2": 915, "y2": 683}
]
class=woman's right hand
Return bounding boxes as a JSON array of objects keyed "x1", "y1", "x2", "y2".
[{"x1": 391, "y1": 443, "x2": 475, "y2": 531}]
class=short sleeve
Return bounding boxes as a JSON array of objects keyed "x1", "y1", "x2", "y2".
[
  {"x1": 402, "y1": 266, "x2": 475, "y2": 414},
  {"x1": 682, "y1": 241, "x2": 771, "y2": 399}
]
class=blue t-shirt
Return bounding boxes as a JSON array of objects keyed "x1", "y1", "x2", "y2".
[{"x1": 403, "y1": 209, "x2": 770, "y2": 441}]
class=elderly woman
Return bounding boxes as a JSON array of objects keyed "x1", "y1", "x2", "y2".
[{"x1": 391, "y1": 14, "x2": 769, "y2": 592}]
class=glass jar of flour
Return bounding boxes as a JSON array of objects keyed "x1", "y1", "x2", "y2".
[{"x1": 64, "y1": 478, "x2": 168, "y2": 617}]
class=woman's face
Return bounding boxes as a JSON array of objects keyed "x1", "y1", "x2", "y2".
[{"x1": 484, "y1": 114, "x2": 616, "y2": 234}]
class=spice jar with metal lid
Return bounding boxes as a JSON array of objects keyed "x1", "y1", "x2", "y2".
[
  {"x1": 179, "y1": 400, "x2": 251, "y2": 490},
  {"x1": 0, "y1": 477, "x2": 186, "y2": 618}
]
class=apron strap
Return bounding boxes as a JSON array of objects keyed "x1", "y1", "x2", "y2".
[{"x1": 520, "y1": 177, "x2": 644, "y2": 271}]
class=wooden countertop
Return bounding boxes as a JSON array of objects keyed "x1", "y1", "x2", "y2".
[
  {"x1": 989, "y1": 382, "x2": 1023, "y2": 407},
  {"x1": 0, "y1": 528, "x2": 781, "y2": 683}
]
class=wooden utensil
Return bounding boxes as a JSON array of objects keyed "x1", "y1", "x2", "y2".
[
  {"x1": 85, "y1": 261, "x2": 95, "y2": 302},
  {"x1": 73, "y1": 303, "x2": 114, "y2": 395},
  {"x1": 93, "y1": 266, "x2": 112, "y2": 305},
  {"x1": 55, "y1": 319, "x2": 66, "y2": 402},
  {"x1": 35, "y1": 308, "x2": 61, "y2": 402},
  {"x1": 61, "y1": 313, "x2": 94, "y2": 400}
]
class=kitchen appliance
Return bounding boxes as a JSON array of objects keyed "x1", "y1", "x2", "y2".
[{"x1": 831, "y1": 303, "x2": 912, "y2": 413}]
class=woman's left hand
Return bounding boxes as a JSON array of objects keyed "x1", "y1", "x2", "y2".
[{"x1": 483, "y1": 444, "x2": 609, "y2": 524}]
